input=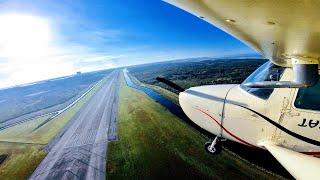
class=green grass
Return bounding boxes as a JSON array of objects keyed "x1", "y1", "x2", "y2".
[
  {"x1": 0, "y1": 115, "x2": 50, "y2": 143},
  {"x1": 128, "y1": 72, "x2": 179, "y2": 105},
  {"x1": 144, "y1": 84, "x2": 179, "y2": 105},
  {"x1": 107, "y1": 74, "x2": 277, "y2": 179},
  {"x1": 0, "y1": 142, "x2": 46, "y2": 180}
]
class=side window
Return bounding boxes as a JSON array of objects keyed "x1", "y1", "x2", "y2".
[
  {"x1": 241, "y1": 62, "x2": 285, "y2": 99},
  {"x1": 294, "y1": 78, "x2": 320, "y2": 111}
]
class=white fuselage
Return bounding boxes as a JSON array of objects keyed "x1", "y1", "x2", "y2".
[{"x1": 179, "y1": 62, "x2": 320, "y2": 155}]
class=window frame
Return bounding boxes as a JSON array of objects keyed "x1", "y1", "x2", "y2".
[
  {"x1": 240, "y1": 62, "x2": 285, "y2": 100},
  {"x1": 292, "y1": 78, "x2": 320, "y2": 113}
]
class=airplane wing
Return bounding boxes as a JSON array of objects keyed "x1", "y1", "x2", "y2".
[
  {"x1": 261, "y1": 142, "x2": 320, "y2": 179},
  {"x1": 164, "y1": 0, "x2": 320, "y2": 67}
]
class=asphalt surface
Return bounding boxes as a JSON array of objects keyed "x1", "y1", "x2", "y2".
[{"x1": 30, "y1": 70, "x2": 120, "y2": 180}]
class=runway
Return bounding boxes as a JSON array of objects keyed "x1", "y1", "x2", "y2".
[{"x1": 30, "y1": 70, "x2": 120, "y2": 180}]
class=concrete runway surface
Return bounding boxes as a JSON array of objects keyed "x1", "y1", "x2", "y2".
[{"x1": 30, "y1": 70, "x2": 120, "y2": 180}]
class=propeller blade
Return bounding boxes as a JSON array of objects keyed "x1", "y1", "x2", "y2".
[{"x1": 156, "y1": 77, "x2": 185, "y2": 92}]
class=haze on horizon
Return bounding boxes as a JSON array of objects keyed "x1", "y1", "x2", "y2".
[{"x1": 0, "y1": 0, "x2": 258, "y2": 88}]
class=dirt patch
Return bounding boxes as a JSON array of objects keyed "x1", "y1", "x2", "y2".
[
  {"x1": 187, "y1": 147, "x2": 201, "y2": 157},
  {"x1": 127, "y1": 103, "x2": 134, "y2": 114},
  {"x1": 107, "y1": 161, "x2": 117, "y2": 173},
  {"x1": 134, "y1": 109, "x2": 151, "y2": 123},
  {"x1": 0, "y1": 154, "x2": 8, "y2": 165},
  {"x1": 138, "y1": 132, "x2": 147, "y2": 144}
]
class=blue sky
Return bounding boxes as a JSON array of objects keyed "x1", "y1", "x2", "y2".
[{"x1": 0, "y1": 0, "x2": 258, "y2": 88}]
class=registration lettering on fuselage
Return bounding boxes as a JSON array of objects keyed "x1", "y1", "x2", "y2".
[{"x1": 298, "y1": 119, "x2": 319, "y2": 128}]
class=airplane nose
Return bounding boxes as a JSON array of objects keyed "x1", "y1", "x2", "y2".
[{"x1": 179, "y1": 85, "x2": 236, "y2": 136}]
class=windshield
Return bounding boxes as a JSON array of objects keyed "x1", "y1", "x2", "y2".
[{"x1": 241, "y1": 62, "x2": 285, "y2": 99}]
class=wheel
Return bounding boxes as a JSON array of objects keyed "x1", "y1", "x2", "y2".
[{"x1": 205, "y1": 141, "x2": 222, "y2": 155}]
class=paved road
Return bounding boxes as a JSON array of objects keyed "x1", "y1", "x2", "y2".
[{"x1": 30, "y1": 70, "x2": 120, "y2": 180}]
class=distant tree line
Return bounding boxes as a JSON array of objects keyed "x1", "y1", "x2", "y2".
[{"x1": 129, "y1": 58, "x2": 267, "y2": 93}]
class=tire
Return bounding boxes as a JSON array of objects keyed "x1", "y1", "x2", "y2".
[{"x1": 205, "y1": 141, "x2": 222, "y2": 155}]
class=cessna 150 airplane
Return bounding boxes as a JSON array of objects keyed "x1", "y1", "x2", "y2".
[{"x1": 159, "y1": 0, "x2": 320, "y2": 179}]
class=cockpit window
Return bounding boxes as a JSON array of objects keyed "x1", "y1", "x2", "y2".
[
  {"x1": 294, "y1": 78, "x2": 320, "y2": 111},
  {"x1": 240, "y1": 62, "x2": 285, "y2": 99}
]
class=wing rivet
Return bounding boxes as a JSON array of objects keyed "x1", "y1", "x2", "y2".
[
  {"x1": 267, "y1": 21, "x2": 276, "y2": 25},
  {"x1": 225, "y1": 19, "x2": 236, "y2": 23}
]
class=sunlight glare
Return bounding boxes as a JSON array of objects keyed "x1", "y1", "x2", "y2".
[{"x1": 0, "y1": 14, "x2": 51, "y2": 59}]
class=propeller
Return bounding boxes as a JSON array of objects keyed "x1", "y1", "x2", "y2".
[{"x1": 156, "y1": 77, "x2": 185, "y2": 92}]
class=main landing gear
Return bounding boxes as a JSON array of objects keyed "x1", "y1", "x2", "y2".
[{"x1": 205, "y1": 136, "x2": 222, "y2": 155}]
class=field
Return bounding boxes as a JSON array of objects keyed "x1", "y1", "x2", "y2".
[
  {"x1": 129, "y1": 58, "x2": 267, "y2": 92},
  {"x1": 0, "y1": 143, "x2": 46, "y2": 179},
  {"x1": 106, "y1": 74, "x2": 277, "y2": 179},
  {"x1": 0, "y1": 76, "x2": 108, "y2": 144},
  {"x1": 0, "y1": 69, "x2": 112, "y2": 123},
  {"x1": 0, "y1": 74, "x2": 111, "y2": 179}
]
